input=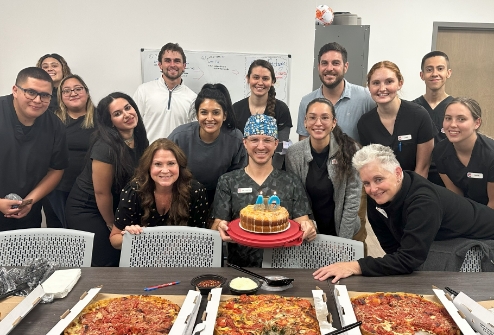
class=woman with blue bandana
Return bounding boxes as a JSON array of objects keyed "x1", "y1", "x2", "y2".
[
  {"x1": 168, "y1": 84, "x2": 247, "y2": 206},
  {"x1": 211, "y1": 114, "x2": 317, "y2": 267}
]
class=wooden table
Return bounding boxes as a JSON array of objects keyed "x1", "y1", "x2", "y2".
[{"x1": 8, "y1": 268, "x2": 494, "y2": 334}]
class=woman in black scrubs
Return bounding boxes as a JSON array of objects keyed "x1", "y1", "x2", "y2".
[
  {"x1": 357, "y1": 61, "x2": 435, "y2": 178},
  {"x1": 46, "y1": 75, "x2": 96, "y2": 227},
  {"x1": 233, "y1": 59, "x2": 292, "y2": 169},
  {"x1": 433, "y1": 97, "x2": 494, "y2": 208},
  {"x1": 286, "y1": 98, "x2": 361, "y2": 239},
  {"x1": 66, "y1": 92, "x2": 148, "y2": 266}
]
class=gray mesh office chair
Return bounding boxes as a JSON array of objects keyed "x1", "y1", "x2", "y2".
[
  {"x1": 0, "y1": 228, "x2": 94, "y2": 267},
  {"x1": 262, "y1": 234, "x2": 364, "y2": 269},
  {"x1": 119, "y1": 226, "x2": 222, "y2": 267},
  {"x1": 419, "y1": 238, "x2": 494, "y2": 272}
]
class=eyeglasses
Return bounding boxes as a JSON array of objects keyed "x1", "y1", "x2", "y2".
[
  {"x1": 246, "y1": 137, "x2": 276, "y2": 145},
  {"x1": 305, "y1": 115, "x2": 334, "y2": 124},
  {"x1": 16, "y1": 85, "x2": 52, "y2": 103},
  {"x1": 61, "y1": 86, "x2": 86, "y2": 96}
]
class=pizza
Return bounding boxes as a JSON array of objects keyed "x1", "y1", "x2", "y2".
[
  {"x1": 350, "y1": 292, "x2": 460, "y2": 335},
  {"x1": 214, "y1": 294, "x2": 321, "y2": 335},
  {"x1": 64, "y1": 295, "x2": 180, "y2": 335}
]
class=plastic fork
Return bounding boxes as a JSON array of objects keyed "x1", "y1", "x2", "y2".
[{"x1": 227, "y1": 263, "x2": 294, "y2": 287}]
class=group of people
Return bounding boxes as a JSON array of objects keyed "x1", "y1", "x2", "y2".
[{"x1": 1, "y1": 41, "x2": 493, "y2": 279}]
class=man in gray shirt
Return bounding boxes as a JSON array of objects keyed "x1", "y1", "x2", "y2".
[
  {"x1": 296, "y1": 42, "x2": 375, "y2": 143},
  {"x1": 296, "y1": 42, "x2": 375, "y2": 253}
]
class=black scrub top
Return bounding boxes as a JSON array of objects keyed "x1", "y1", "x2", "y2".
[
  {"x1": 433, "y1": 133, "x2": 494, "y2": 205},
  {"x1": 305, "y1": 145, "x2": 336, "y2": 236},
  {"x1": 412, "y1": 95, "x2": 453, "y2": 144},
  {"x1": 357, "y1": 100, "x2": 436, "y2": 171}
]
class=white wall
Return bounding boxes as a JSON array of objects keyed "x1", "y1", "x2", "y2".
[{"x1": 0, "y1": 0, "x2": 492, "y2": 142}]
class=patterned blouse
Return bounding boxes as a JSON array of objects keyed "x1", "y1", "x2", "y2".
[{"x1": 115, "y1": 179, "x2": 209, "y2": 229}]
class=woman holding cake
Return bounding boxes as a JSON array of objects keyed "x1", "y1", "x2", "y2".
[
  {"x1": 313, "y1": 144, "x2": 494, "y2": 281},
  {"x1": 286, "y1": 98, "x2": 361, "y2": 239},
  {"x1": 109, "y1": 139, "x2": 209, "y2": 249},
  {"x1": 168, "y1": 83, "x2": 246, "y2": 206}
]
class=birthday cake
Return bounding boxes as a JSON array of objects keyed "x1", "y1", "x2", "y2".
[{"x1": 239, "y1": 205, "x2": 289, "y2": 233}]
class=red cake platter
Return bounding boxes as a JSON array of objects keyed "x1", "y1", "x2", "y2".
[{"x1": 227, "y1": 219, "x2": 303, "y2": 248}]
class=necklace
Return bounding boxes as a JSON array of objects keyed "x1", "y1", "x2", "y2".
[
  {"x1": 252, "y1": 106, "x2": 265, "y2": 114},
  {"x1": 123, "y1": 134, "x2": 134, "y2": 145},
  {"x1": 248, "y1": 97, "x2": 266, "y2": 115}
]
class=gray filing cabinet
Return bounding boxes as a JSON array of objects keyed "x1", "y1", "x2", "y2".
[{"x1": 313, "y1": 25, "x2": 370, "y2": 89}]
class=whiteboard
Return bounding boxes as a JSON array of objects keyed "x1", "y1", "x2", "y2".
[{"x1": 140, "y1": 49, "x2": 290, "y2": 104}]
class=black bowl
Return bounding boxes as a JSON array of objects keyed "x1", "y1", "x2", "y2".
[
  {"x1": 190, "y1": 274, "x2": 227, "y2": 295},
  {"x1": 228, "y1": 277, "x2": 262, "y2": 295}
]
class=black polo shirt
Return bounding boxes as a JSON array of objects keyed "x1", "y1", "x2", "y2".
[
  {"x1": 357, "y1": 100, "x2": 436, "y2": 171},
  {"x1": 433, "y1": 133, "x2": 494, "y2": 205},
  {"x1": 0, "y1": 94, "x2": 68, "y2": 230}
]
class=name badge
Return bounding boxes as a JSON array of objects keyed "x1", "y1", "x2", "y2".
[
  {"x1": 331, "y1": 159, "x2": 338, "y2": 165},
  {"x1": 237, "y1": 188, "x2": 253, "y2": 194},
  {"x1": 467, "y1": 172, "x2": 483, "y2": 179},
  {"x1": 398, "y1": 134, "x2": 412, "y2": 141},
  {"x1": 376, "y1": 207, "x2": 388, "y2": 218}
]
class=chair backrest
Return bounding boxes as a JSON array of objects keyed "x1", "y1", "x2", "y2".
[
  {"x1": 0, "y1": 228, "x2": 94, "y2": 267},
  {"x1": 262, "y1": 234, "x2": 364, "y2": 268},
  {"x1": 418, "y1": 238, "x2": 494, "y2": 272},
  {"x1": 459, "y1": 246, "x2": 483, "y2": 272},
  {"x1": 119, "y1": 226, "x2": 222, "y2": 267}
]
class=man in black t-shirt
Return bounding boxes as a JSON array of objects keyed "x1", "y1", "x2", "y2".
[
  {"x1": 413, "y1": 51, "x2": 453, "y2": 186},
  {"x1": 0, "y1": 67, "x2": 68, "y2": 231}
]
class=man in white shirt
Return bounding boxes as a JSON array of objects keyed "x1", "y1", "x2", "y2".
[{"x1": 133, "y1": 43, "x2": 196, "y2": 142}]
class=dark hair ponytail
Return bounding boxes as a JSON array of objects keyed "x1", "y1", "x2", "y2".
[
  {"x1": 266, "y1": 86, "x2": 276, "y2": 118},
  {"x1": 194, "y1": 83, "x2": 237, "y2": 129},
  {"x1": 246, "y1": 59, "x2": 277, "y2": 118},
  {"x1": 332, "y1": 125, "x2": 359, "y2": 180}
]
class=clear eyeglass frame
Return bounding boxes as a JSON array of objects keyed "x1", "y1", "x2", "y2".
[
  {"x1": 305, "y1": 115, "x2": 334, "y2": 125},
  {"x1": 61, "y1": 86, "x2": 86, "y2": 96}
]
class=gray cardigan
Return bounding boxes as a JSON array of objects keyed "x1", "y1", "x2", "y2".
[{"x1": 285, "y1": 135, "x2": 362, "y2": 239}]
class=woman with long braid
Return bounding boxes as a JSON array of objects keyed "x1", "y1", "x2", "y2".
[{"x1": 233, "y1": 59, "x2": 292, "y2": 169}]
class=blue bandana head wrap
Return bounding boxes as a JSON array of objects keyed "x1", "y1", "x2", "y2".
[{"x1": 243, "y1": 114, "x2": 278, "y2": 139}]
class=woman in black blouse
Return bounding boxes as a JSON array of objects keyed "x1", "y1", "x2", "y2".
[
  {"x1": 110, "y1": 138, "x2": 209, "y2": 249},
  {"x1": 66, "y1": 92, "x2": 148, "y2": 266}
]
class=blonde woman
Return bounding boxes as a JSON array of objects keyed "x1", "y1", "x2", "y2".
[{"x1": 46, "y1": 75, "x2": 96, "y2": 227}]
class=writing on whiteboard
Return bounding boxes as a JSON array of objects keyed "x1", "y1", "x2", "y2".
[{"x1": 140, "y1": 49, "x2": 290, "y2": 104}]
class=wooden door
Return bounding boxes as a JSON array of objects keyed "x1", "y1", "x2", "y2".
[{"x1": 436, "y1": 28, "x2": 494, "y2": 137}]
